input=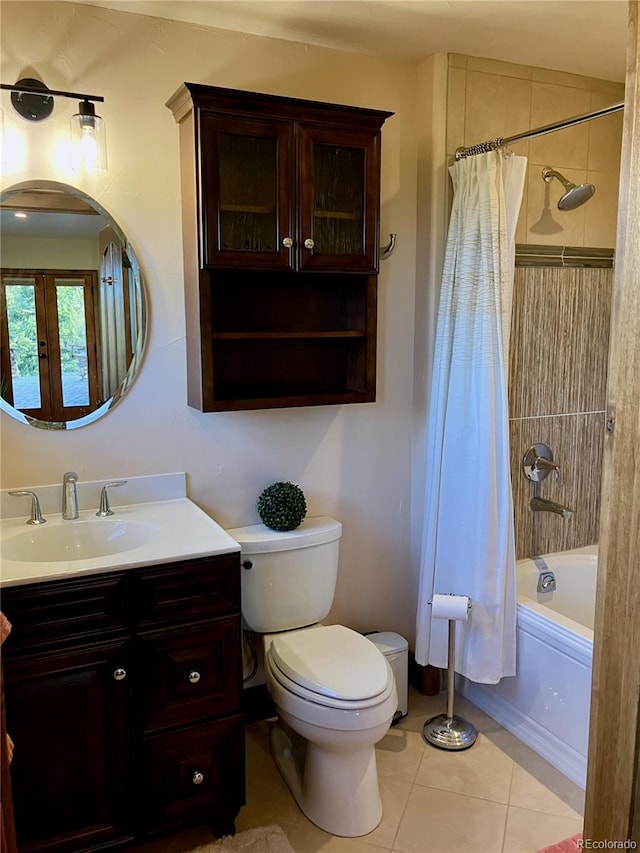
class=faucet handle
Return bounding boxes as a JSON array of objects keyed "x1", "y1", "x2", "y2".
[
  {"x1": 9, "y1": 490, "x2": 47, "y2": 525},
  {"x1": 96, "y1": 481, "x2": 127, "y2": 517},
  {"x1": 522, "y1": 444, "x2": 562, "y2": 487},
  {"x1": 533, "y1": 456, "x2": 563, "y2": 488}
]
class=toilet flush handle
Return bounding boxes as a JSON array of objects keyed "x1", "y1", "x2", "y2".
[{"x1": 242, "y1": 560, "x2": 253, "y2": 570}]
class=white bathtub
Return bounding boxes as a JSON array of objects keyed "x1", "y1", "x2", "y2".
[{"x1": 460, "y1": 545, "x2": 597, "y2": 788}]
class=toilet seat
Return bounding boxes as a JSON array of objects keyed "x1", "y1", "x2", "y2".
[{"x1": 268, "y1": 624, "x2": 393, "y2": 708}]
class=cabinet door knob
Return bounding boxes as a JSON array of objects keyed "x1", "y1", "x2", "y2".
[
  {"x1": 192, "y1": 770, "x2": 205, "y2": 785},
  {"x1": 282, "y1": 236, "x2": 294, "y2": 248},
  {"x1": 304, "y1": 238, "x2": 315, "y2": 250},
  {"x1": 188, "y1": 670, "x2": 201, "y2": 684},
  {"x1": 113, "y1": 668, "x2": 127, "y2": 681}
]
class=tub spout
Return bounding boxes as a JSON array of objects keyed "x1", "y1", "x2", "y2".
[{"x1": 530, "y1": 496, "x2": 573, "y2": 520}]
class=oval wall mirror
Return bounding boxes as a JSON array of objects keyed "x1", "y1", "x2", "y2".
[{"x1": 0, "y1": 180, "x2": 147, "y2": 429}]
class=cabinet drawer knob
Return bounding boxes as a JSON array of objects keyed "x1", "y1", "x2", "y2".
[
  {"x1": 188, "y1": 670, "x2": 201, "y2": 684},
  {"x1": 192, "y1": 770, "x2": 205, "y2": 785},
  {"x1": 113, "y1": 668, "x2": 127, "y2": 681},
  {"x1": 304, "y1": 238, "x2": 314, "y2": 250},
  {"x1": 282, "y1": 236, "x2": 294, "y2": 248}
]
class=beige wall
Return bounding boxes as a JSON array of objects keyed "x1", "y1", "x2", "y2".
[
  {"x1": 2, "y1": 233, "x2": 100, "y2": 269},
  {"x1": 0, "y1": 1, "x2": 420, "y2": 641},
  {"x1": 446, "y1": 54, "x2": 624, "y2": 248}
]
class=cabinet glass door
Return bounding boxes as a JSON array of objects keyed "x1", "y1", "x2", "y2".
[
  {"x1": 299, "y1": 126, "x2": 381, "y2": 273},
  {"x1": 201, "y1": 115, "x2": 294, "y2": 269}
]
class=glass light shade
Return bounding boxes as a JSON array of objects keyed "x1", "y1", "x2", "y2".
[{"x1": 70, "y1": 103, "x2": 107, "y2": 172}]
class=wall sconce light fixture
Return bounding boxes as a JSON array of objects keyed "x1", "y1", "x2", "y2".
[{"x1": 1, "y1": 77, "x2": 107, "y2": 172}]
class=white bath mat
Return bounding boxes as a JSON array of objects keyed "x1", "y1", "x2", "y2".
[{"x1": 192, "y1": 824, "x2": 295, "y2": 853}]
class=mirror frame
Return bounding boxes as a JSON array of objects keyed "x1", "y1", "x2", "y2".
[{"x1": 0, "y1": 180, "x2": 148, "y2": 429}]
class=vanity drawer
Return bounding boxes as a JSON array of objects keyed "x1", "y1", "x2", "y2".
[
  {"x1": 1, "y1": 573, "x2": 128, "y2": 653},
  {"x1": 142, "y1": 715, "x2": 245, "y2": 833},
  {"x1": 132, "y1": 555, "x2": 240, "y2": 628},
  {"x1": 136, "y1": 616, "x2": 242, "y2": 732}
]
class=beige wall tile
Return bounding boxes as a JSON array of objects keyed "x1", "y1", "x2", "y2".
[
  {"x1": 529, "y1": 84, "x2": 592, "y2": 169},
  {"x1": 467, "y1": 55, "x2": 533, "y2": 79},
  {"x1": 532, "y1": 67, "x2": 593, "y2": 90},
  {"x1": 590, "y1": 77, "x2": 625, "y2": 97},
  {"x1": 514, "y1": 181, "x2": 529, "y2": 245},
  {"x1": 465, "y1": 71, "x2": 531, "y2": 150},
  {"x1": 525, "y1": 165, "x2": 586, "y2": 246},
  {"x1": 584, "y1": 170, "x2": 621, "y2": 248},
  {"x1": 588, "y1": 92, "x2": 624, "y2": 172},
  {"x1": 446, "y1": 66, "x2": 467, "y2": 157},
  {"x1": 449, "y1": 53, "x2": 468, "y2": 68}
]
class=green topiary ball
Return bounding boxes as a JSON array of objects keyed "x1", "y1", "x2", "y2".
[{"x1": 257, "y1": 481, "x2": 307, "y2": 531}]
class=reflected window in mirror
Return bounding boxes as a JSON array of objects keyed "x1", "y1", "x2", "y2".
[{"x1": 0, "y1": 181, "x2": 147, "y2": 429}]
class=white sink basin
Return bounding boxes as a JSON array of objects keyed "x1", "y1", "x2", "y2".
[
  {"x1": 2, "y1": 518, "x2": 160, "y2": 563},
  {"x1": 0, "y1": 497, "x2": 240, "y2": 586}
]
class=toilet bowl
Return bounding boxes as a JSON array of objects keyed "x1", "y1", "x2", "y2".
[
  {"x1": 227, "y1": 517, "x2": 398, "y2": 837},
  {"x1": 264, "y1": 624, "x2": 398, "y2": 837}
]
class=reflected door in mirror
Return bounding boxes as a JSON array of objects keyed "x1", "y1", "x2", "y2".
[{"x1": 1, "y1": 270, "x2": 99, "y2": 422}]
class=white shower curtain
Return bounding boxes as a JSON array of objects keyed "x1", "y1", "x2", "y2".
[{"x1": 415, "y1": 149, "x2": 527, "y2": 684}]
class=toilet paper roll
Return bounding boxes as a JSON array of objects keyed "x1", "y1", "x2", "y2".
[{"x1": 430, "y1": 593, "x2": 471, "y2": 621}]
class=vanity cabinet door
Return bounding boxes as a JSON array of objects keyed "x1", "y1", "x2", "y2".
[
  {"x1": 3, "y1": 640, "x2": 132, "y2": 853},
  {"x1": 200, "y1": 114, "x2": 294, "y2": 270},
  {"x1": 297, "y1": 125, "x2": 382, "y2": 273}
]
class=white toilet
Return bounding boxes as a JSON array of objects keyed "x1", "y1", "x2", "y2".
[{"x1": 227, "y1": 516, "x2": 398, "y2": 837}]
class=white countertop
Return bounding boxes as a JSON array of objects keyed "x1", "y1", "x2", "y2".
[{"x1": 0, "y1": 497, "x2": 240, "y2": 587}]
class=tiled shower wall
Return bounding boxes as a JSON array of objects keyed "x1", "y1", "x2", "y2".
[
  {"x1": 509, "y1": 262, "x2": 612, "y2": 558},
  {"x1": 445, "y1": 54, "x2": 622, "y2": 558},
  {"x1": 446, "y1": 54, "x2": 624, "y2": 247}
]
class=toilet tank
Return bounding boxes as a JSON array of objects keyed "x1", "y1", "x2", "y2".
[{"x1": 227, "y1": 516, "x2": 342, "y2": 633}]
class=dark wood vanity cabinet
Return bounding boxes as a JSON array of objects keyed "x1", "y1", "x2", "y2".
[
  {"x1": 1, "y1": 554, "x2": 244, "y2": 852},
  {"x1": 167, "y1": 84, "x2": 393, "y2": 412}
]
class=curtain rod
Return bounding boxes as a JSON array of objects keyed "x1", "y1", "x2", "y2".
[{"x1": 455, "y1": 101, "x2": 624, "y2": 160}]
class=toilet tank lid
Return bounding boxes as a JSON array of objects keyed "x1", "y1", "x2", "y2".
[{"x1": 226, "y1": 516, "x2": 342, "y2": 554}]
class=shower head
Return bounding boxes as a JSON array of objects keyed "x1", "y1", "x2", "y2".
[{"x1": 542, "y1": 167, "x2": 596, "y2": 211}]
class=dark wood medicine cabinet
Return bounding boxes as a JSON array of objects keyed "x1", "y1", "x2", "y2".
[{"x1": 166, "y1": 83, "x2": 393, "y2": 412}]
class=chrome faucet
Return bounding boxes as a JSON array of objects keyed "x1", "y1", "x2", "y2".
[
  {"x1": 62, "y1": 471, "x2": 79, "y2": 520},
  {"x1": 530, "y1": 496, "x2": 573, "y2": 521}
]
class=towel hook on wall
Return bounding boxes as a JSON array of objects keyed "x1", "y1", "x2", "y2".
[{"x1": 381, "y1": 233, "x2": 397, "y2": 259}]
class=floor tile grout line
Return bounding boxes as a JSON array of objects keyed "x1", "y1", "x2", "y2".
[
  {"x1": 500, "y1": 764, "x2": 516, "y2": 853},
  {"x1": 386, "y1": 774, "x2": 416, "y2": 853},
  {"x1": 411, "y1": 776, "x2": 513, "y2": 807}
]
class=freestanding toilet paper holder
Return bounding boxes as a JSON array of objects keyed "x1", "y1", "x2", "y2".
[{"x1": 422, "y1": 596, "x2": 477, "y2": 751}]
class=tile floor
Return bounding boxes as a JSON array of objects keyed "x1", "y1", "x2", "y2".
[{"x1": 135, "y1": 688, "x2": 584, "y2": 853}]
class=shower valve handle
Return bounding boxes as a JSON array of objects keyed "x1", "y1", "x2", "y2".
[{"x1": 522, "y1": 444, "x2": 562, "y2": 488}]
